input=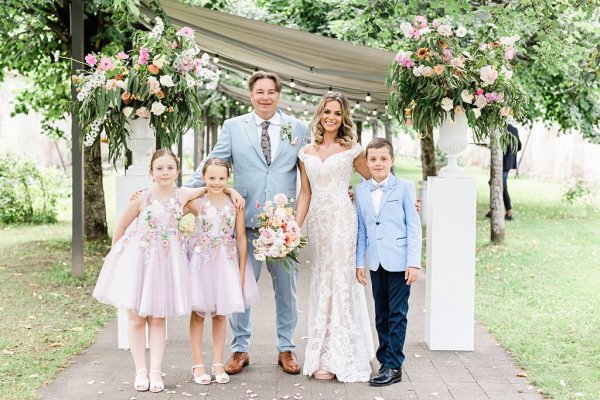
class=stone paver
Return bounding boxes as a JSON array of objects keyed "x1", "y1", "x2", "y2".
[{"x1": 37, "y1": 255, "x2": 545, "y2": 400}]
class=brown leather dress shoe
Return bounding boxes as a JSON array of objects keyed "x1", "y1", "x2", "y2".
[
  {"x1": 224, "y1": 352, "x2": 249, "y2": 375},
  {"x1": 278, "y1": 351, "x2": 300, "y2": 374}
]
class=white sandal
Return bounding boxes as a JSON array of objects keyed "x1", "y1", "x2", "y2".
[
  {"x1": 149, "y1": 370, "x2": 164, "y2": 393},
  {"x1": 212, "y1": 363, "x2": 230, "y2": 384},
  {"x1": 191, "y1": 364, "x2": 211, "y2": 385},
  {"x1": 133, "y1": 368, "x2": 149, "y2": 391}
]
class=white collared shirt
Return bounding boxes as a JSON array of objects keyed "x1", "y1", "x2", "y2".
[
  {"x1": 254, "y1": 111, "x2": 281, "y2": 162},
  {"x1": 371, "y1": 174, "x2": 391, "y2": 212}
]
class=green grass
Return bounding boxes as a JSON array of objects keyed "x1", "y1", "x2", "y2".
[
  {"x1": 0, "y1": 223, "x2": 113, "y2": 400},
  {"x1": 394, "y1": 157, "x2": 600, "y2": 400}
]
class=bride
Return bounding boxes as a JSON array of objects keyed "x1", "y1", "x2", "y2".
[{"x1": 295, "y1": 92, "x2": 375, "y2": 382}]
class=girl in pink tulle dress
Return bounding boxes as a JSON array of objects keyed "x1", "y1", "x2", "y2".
[
  {"x1": 93, "y1": 149, "x2": 211, "y2": 393},
  {"x1": 185, "y1": 158, "x2": 259, "y2": 385}
]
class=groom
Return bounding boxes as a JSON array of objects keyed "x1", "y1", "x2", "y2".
[{"x1": 187, "y1": 71, "x2": 309, "y2": 374}]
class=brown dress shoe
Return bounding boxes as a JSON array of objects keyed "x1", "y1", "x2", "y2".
[
  {"x1": 224, "y1": 352, "x2": 249, "y2": 375},
  {"x1": 278, "y1": 351, "x2": 301, "y2": 374}
]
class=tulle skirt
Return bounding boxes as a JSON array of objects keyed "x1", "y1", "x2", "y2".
[
  {"x1": 93, "y1": 232, "x2": 192, "y2": 318},
  {"x1": 188, "y1": 244, "x2": 259, "y2": 317}
]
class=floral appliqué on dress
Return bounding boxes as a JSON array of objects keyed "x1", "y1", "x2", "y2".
[{"x1": 190, "y1": 198, "x2": 237, "y2": 263}]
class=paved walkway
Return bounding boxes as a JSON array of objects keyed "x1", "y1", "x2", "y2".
[{"x1": 38, "y1": 255, "x2": 545, "y2": 400}]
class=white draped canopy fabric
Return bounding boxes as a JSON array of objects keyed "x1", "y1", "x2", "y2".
[{"x1": 141, "y1": 0, "x2": 396, "y2": 115}]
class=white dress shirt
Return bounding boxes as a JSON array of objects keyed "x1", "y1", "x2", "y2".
[
  {"x1": 370, "y1": 174, "x2": 391, "y2": 212},
  {"x1": 253, "y1": 111, "x2": 281, "y2": 162}
]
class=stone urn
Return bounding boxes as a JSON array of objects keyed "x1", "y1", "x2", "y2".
[
  {"x1": 437, "y1": 112, "x2": 469, "y2": 178},
  {"x1": 125, "y1": 117, "x2": 156, "y2": 176}
]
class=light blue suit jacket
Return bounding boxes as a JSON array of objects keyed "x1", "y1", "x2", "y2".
[
  {"x1": 355, "y1": 175, "x2": 422, "y2": 272},
  {"x1": 186, "y1": 110, "x2": 308, "y2": 227}
]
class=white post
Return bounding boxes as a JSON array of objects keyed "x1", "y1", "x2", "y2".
[{"x1": 425, "y1": 176, "x2": 476, "y2": 350}]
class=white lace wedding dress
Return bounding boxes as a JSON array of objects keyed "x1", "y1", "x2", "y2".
[{"x1": 299, "y1": 144, "x2": 375, "y2": 382}]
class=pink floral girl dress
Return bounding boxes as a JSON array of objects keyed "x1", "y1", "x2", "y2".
[
  {"x1": 93, "y1": 188, "x2": 191, "y2": 317},
  {"x1": 188, "y1": 195, "x2": 259, "y2": 317}
]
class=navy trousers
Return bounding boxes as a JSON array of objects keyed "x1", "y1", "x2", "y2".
[{"x1": 370, "y1": 267, "x2": 411, "y2": 370}]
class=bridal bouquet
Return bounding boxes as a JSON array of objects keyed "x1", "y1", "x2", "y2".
[
  {"x1": 253, "y1": 193, "x2": 306, "y2": 272},
  {"x1": 71, "y1": 17, "x2": 219, "y2": 163}
]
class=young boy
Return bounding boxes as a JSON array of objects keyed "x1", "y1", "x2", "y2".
[{"x1": 355, "y1": 138, "x2": 422, "y2": 386}]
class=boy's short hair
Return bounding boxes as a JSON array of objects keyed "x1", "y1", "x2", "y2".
[{"x1": 366, "y1": 138, "x2": 394, "y2": 159}]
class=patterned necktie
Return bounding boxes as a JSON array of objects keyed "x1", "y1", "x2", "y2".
[{"x1": 260, "y1": 120, "x2": 271, "y2": 166}]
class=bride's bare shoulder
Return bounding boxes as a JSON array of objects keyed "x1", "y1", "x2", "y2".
[{"x1": 301, "y1": 143, "x2": 318, "y2": 155}]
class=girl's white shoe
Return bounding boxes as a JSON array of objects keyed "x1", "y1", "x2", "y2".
[
  {"x1": 212, "y1": 363, "x2": 230, "y2": 384},
  {"x1": 149, "y1": 370, "x2": 164, "y2": 393},
  {"x1": 191, "y1": 364, "x2": 211, "y2": 385},
  {"x1": 133, "y1": 368, "x2": 149, "y2": 391}
]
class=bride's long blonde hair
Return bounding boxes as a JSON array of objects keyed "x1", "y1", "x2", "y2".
[{"x1": 310, "y1": 92, "x2": 357, "y2": 147}]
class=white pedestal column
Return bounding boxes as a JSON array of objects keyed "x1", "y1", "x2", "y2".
[
  {"x1": 115, "y1": 174, "x2": 152, "y2": 349},
  {"x1": 425, "y1": 176, "x2": 476, "y2": 351}
]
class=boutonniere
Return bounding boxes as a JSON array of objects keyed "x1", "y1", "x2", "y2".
[{"x1": 281, "y1": 123, "x2": 293, "y2": 143}]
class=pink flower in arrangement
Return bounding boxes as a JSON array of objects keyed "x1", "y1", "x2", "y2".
[
  {"x1": 136, "y1": 107, "x2": 150, "y2": 118},
  {"x1": 505, "y1": 47, "x2": 515, "y2": 60},
  {"x1": 485, "y1": 92, "x2": 500, "y2": 103},
  {"x1": 176, "y1": 27, "x2": 195, "y2": 38},
  {"x1": 98, "y1": 57, "x2": 113, "y2": 71},
  {"x1": 395, "y1": 51, "x2": 414, "y2": 68},
  {"x1": 474, "y1": 88, "x2": 484, "y2": 96},
  {"x1": 442, "y1": 48, "x2": 453, "y2": 61},
  {"x1": 432, "y1": 19, "x2": 440, "y2": 29},
  {"x1": 84, "y1": 53, "x2": 97, "y2": 67},
  {"x1": 414, "y1": 16, "x2": 427, "y2": 28},
  {"x1": 137, "y1": 47, "x2": 149, "y2": 65},
  {"x1": 117, "y1": 52, "x2": 129, "y2": 60},
  {"x1": 412, "y1": 29, "x2": 422, "y2": 40}
]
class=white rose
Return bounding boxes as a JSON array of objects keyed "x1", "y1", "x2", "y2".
[
  {"x1": 159, "y1": 75, "x2": 175, "y2": 87},
  {"x1": 456, "y1": 26, "x2": 467, "y2": 37},
  {"x1": 473, "y1": 108, "x2": 482, "y2": 119},
  {"x1": 480, "y1": 65, "x2": 498, "y2": 86},
  {"x1": 474, "y1": 94, "x2": 488, "y2": 109},
  {"x1": 501, "y1": 66, "x2": 513, "y2": 80},
  {"x1": 500, "y1": 34, "x2": 520, "y2": 47},
  {"x1": 152, "y1": 55, "x2": 166, "y2": 68},
  {"x1": 151, "y1": 101, "x2": 166, "y2": 116},
  {"x1": 422, "y1": 66, "x2": 434, "y2": 77},
  {"x1": 412, "y1": 65, "x2": 425, "y2": 77},
  {"x1": 400, "y1": 22, "x2": 413, "y2": 38},
  {"x1": 122, "y1": 107, "x2": 134, "y2": 118},
  {"x1": 440, "y1": 97, "x2": 453, "y2": 112},
  {"x1": 437, "y1": 24, "x2": 453, "y2": 37},
  {"x1": 461, "y1": 90, "x2": 474, "y2": 104}
]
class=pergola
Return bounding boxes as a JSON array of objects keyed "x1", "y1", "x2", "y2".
[{"x1": 71, "y1": 0, "x2": 396, "y2": 274}]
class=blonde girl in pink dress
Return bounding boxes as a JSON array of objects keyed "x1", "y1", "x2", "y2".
[{"x1": 185, "y1": 158, "x2": 259, "y2": 385}]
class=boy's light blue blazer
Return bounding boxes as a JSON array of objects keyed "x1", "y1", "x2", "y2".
[
  {"x1": 355, "y1": 175, "x2": 422, "y2": 272},
  {"x1": 186, "y1": 110, "x2": 308, "y2": 227}
]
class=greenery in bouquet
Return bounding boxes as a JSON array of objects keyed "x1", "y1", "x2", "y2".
[
  {"x1": 253, "y1": 193, "x2": 307, "y2": 273},
  {"x1": 71, "y1": 17, "x2": 219, "y2": 163},
  {"x1": 386, "y1": 15, "x2": 527, "y2": 142}
]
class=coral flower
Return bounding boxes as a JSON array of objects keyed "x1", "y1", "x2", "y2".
[{"x1": 416, "y1": 47, "x2": 430, "y2": 60}]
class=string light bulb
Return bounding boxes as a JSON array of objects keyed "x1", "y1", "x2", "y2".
[
  {"x1": 213, "y1": 54, "x2": 220, "y2": 63},
  {"x1": 290, "y1": 78, "x2": 296, "y2": 88},
  {"x1": 287, "y1": 105, "x2": 292, "y2": 112},
  {"x1": 372, "y1": 110, "x2": 378, "y2": 116},
  {"x1": 224, "y1": 71, "x2": 230, "y2": 79},
  {"x1": 295, "y1": 94, "x2": 301, "y2": 101},
  {"x1": 301, "y1": 100, "x2": 307, "y2": 105},
  {"x1": 303, "y1": 110, "x2": 308, "y2": 115},
  {"x1": 221, "y1": 95, "x2": 227, "y2": 101},
  {"x1": 365, "y1": 93, "x2": 372, "y2": 102},
  {"x1": 365, "y1": 116, "x2": 371, "y2": 121},
  {"x1": 354, "y1": 101, "x2": 360, "y2": 109}
]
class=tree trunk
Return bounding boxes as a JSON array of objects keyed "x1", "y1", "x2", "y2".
[
  {"x1": 490, "y1": 129, "x2": 505, "y2": 243},
  {"x1": 384, "y1": 119, "x2": 393, "y2": 142},
  {"x1": 420, "y1": 124, "x2": 436, "y2": 181},
  {"x1": 372, "y1": 119, "x2": 380, "y2": 138},
  {"x1": 84, "y1": 145, "x2": 108, "y2": 240},
  {"x1": 356, "y1": 121, "x2": 363, "y2": 144}
]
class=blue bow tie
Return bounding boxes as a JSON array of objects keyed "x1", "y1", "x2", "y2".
[{"x1": 370, "y1": 182, "x2": 390, "y2": 192}]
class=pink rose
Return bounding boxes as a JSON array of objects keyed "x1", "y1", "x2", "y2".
[
  {"x1": 480, "y1": 65, "x2": 498, "y2": 86},
  {"x1": 176, "y1": 27, "x2": 195, "y2": 38},
  {"x1": 98, "y1": 57, "x2": 113, "y2": 71},
  {"x1": 147, "y1": 77, "x2": 161, "y2": 94},
  {"x1": 474, "y1": 88, "x2": 484, "y2": 96},
  {"x1": 432, "y1": 19, "x2": 440, "y2": 29},
  {"x1": 135, "y1": 107, "x2": 150, "y2": 118},
  {"x1": 437, "y1": 25, "x2": 453, "y2": 37},
  {"x1": 505, "y1": 47, "x2": 515, "y2": 60},
  {"x1": 117, "y1": 52, "x2": 129, "y2": 60},
  {"x1": 84, "y1": 53, "x2": 97, "y2": 67}
]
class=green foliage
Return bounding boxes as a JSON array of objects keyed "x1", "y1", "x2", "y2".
[
  {"x1": 0, "y1": 153, "x2": 68, "y2": 225},
  {"x1": 562, "y1": 180, "x2": 597, "y2": 204}
]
